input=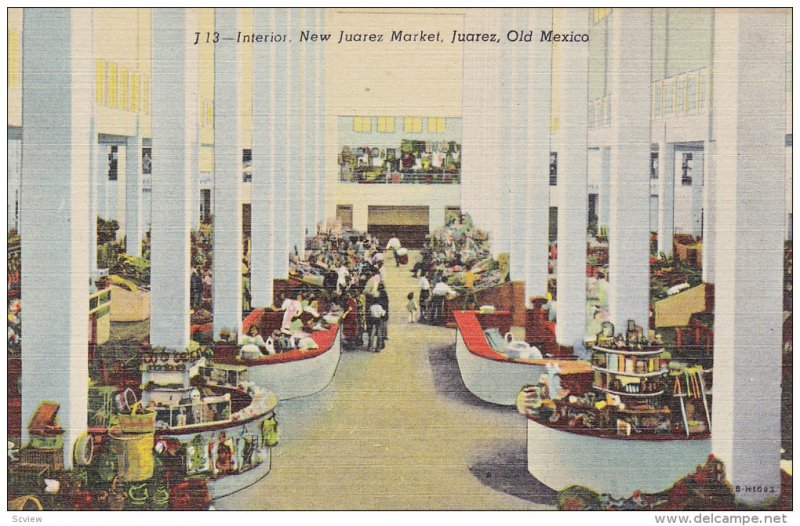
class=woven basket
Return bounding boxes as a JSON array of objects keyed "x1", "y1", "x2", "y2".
[
  {"x1": 107, "y1": 427, "x2": 155, "y2": 482},
  {"x1": 118, "y1": 401, "x2": 155, "y2": 434}
]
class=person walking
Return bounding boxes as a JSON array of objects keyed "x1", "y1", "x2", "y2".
[
  {"x1": 377, "y1": 283, "x2": 390, "y2": 344},
  {"x1": 368, "y1": 301, "x2": 386, "y2": 352},
  {"x1": 419, "y1": 271, "x2": 431, "y2": 322},
  {"x1": 407, "y1": 291, "x2": 418, "y2": 323}
]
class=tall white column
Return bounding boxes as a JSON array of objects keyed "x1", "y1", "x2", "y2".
[
  {"x1": 508, "y1": 9, "x2": 528, "y2": 284},
  {"x1": 459, "y1": 10, "x2": 485, "y2": 226},
  {"x1": 607, "y1": 8, "x2": 651, "y2": 331},
  {"x1": 555, "y1": 7, "x2": 589, "y2": 350},
  {"x1": 315, "y1": 9, "x2": 326, "y2": 229},
  {"x1": 150, "y1": 8, "x2": 196, "y2": 350},
  {"x1": 302, "y1": 9, "x2": 316, "y2": 238},
  {"x1": 272, "y1": 9, "x2": 289, "y2": 279},
  {"x1": 597, "y1": 147, "x2": 611, "y2": 231},
  {"x1": 251, "y1": 8, "x2": 275, "y2": 308},
  {"x1": 20, "y1": 8, "x2": 92, "y2": 467},
  {"x1": 88, "y1": 119, "x2": 98, "y2": 279},
  {"x1": 116, "y1": 147, "x2": 127, "y2": 242},
  {"x1": 690, "y1": 152, "x2": 704, "y2": 237},
  {"x1": 212, "y1": 8, "x2": 244, "y2": 338},
  {"x1": 125, "y1": 124, "x2": 143, "y2": 257},
  {"x1": 97, "y1": 144, "x2": 108, "y2": 219},
  {"x1": 286, "y1": 9, "x2": 303, "y2": 254},
  {"x1": 701, "y1": 140, "x2": 716, "y2": 283},
  {"x1": 191, "y1": 121, "x2": 201, "y2": 231},
  {"x1": 523, "y1": 8, "x2": 553, "y2": 299},
  {"x1": 711, "y1": 8, "x2": 785, "y2": 505},
  {"x1": 657, "y1": 137, "x2": 675, "y2": 257}
]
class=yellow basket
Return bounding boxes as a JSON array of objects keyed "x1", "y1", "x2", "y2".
[
  {"x1": 107, "y1": 427, "x2": 155, "y2": 483},
  {"x1": 8, "y1": 495, "x2": 43, "y2": 511},
  {"x1": 118, "y1": 401, "x2": 156, "y2": 434}
]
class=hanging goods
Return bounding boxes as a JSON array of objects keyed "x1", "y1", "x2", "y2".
[
  {"x1": 118, "y1": 401, "x2": 156, "y2": 434},
  {"x1": 107, "y1": 427, "x2": 155, "y2": 482}
]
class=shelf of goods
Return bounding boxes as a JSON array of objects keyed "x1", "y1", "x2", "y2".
[
  {"x1": 521, "y1": 321, "x2": 711, "y2": 498},
  {"x1": 136, "y1": 347, "x2": 279, "y2": 500},
  {"x1": 454, "y1": 310, "x2": 593, "y2": 406},
  {"x1": 212, "y1": 308, "x2": 342, "y2": 401}
]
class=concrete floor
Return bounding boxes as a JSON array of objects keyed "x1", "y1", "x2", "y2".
[{"x1": 215, "y1": 254, "x2": 557, "y2": 510}]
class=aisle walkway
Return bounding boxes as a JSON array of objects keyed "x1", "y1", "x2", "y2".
[{"x1": 216, "y1": 252, "x2": 556, "y2": 510}]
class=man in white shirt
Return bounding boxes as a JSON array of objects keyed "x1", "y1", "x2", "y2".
[
  {"x1": 419, "y1": 273, "x2": 431, "y2": 321},
  {"x1": 368, "y1": 303, "x2": 387, "y2": 352},
  {"x1": 336, "y1": 263, "x2": 350, "y2": 294},
  {"x1": 386, "y1": 236, "x2": 401, "y2": 266},
  {"x1": 431, "y1": 280, "x2": 457, "y2": 325}
]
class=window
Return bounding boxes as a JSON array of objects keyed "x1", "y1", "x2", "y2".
[
  {"x1": 663, "y1": 79, "x2": 673, "y2": 116},
  {"x1": 108, "y1": 146, "x2": 119, "y2": 181},
  {"x1": 95, "y1": 59, "x2": 106, "y2": 106},
  {"x1": 650, "y1": 152, "x2": 659, "y2": 179},
  {"x1": 675, "y1": 76, "x2": 686, "y2": 114},
  {"x1": 131, "y1": 72, "x2": 140, "y2": 112},
  {"x1": 403, "y1": 117, "x2": 423, "y2": 133},
  {"x1": 142, "y1": 75, "x2": 150, "y2": 114},
  {"x1": 107, "y1": 63, "x2": 118, "y2": 109},
  {"x1": 697, "y1": 69, "x2": 706, "y2": 111},
  {"x1": 593, "y1": 8, "x2": 611, "y2": 24},
  {"x1": 428, "y1": 117, "x2": 446, "y2": 133},
  {"x1": 377, "y1": 116, "x2": 396, "y2": 133},
  {"x1": 119, "y1": 66, "x2": 129, "y2": 111},
  {"x1": 681, "y1": 153, "x2": 693, "y2": 186},
  {"x1": 243, "y1": 149, "x2": 252, "y2": 182},
  {"x1": 353, "y1": 116, "x2": 372, "y2": 133},
  {"x1": 652, "y1": 81, "x2": 662, "y2": 118},
  {"x1": 687, "y1": 73, "x2": 697, "y2": 112},
  {"x1": 142, "y1": 147, "x2": 151, "y2": 175},
  {"x1": 549, "y1": 152, "x2": 558, "y2": 186}
]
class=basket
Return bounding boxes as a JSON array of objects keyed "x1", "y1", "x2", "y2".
[
  {"x1": 30, "y1": 433, "x2": 64, "y2": 450},
  {"x1": 107, "y1": 427, "x2": 155, "y2": 482},
  {"x1": 20, "y1": 446, "x2": 64, "y2": 470},
  {"x1": 118, "y1": 401, "x2": 156, "y2": 434},
  {"x1": 8, "y1": 495, "x2": 44, "y2": 511},
  {"x1": 9, "y1": 464, "x2": 49, "y2": 495}
]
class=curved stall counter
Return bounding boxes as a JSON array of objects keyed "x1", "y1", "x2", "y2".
[
  {"x1": 525, "y1": 414, "x2": 710, "y2": 498},
  {"x1": 454, "y1": 310, "x2": 593, "y2": 406},
  {"x1": 155, "y1": 385, "x2": 279, "y2": 500},
  {"x1": 213, "y1": 309, "x2": 342, "y2": 401}
]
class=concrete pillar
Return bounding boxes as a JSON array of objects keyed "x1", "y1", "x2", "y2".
[
  {"x1": 315, "y1": 9, "x2": 326, "y2": 230},
  {"x1": 508, "y1": 9, "x2": 528, "y2": 284},
  {"x1": 524, "y1": 8, "x2": 553, "y2": 299},
  {"x1": 125, "y1": 124, "x2": 143, "y2": 257},
  {"x1": 597, "y1": 147, "x2": 611, "y2": 232},
  {"x1": 702, "y1": 140, "x2": 716, "y2": 283},
  {"x1": 302, "y1": 9, "x2": 316, "y2": 238},
  {"x1": 272, "y1": 9, "x2": 289, "y2": 279},
  {"x1": 191, "y1": 122, "x2": 201, "y2": 231},
  {"x1": 657, "y1": 138, "x2": 675, "y2": 257},
  {"x1": 150, "y1": 8, "x2": 196, "y2": 350},
  {"x1": 20, "y1": 8, "x2": 92, "y2": 467},
  {"x1": 607, "y1": 8, "x2": 651, "y2": 331},
  {"x1": 690, "y1": 152, "x2": 704, "y2": 237},
  {"x1": 116, "y1": 147, "x2": 127, "y2": 242},
  {"x1": 212, "y1": 8, "x2": 244, "y2": 338},
  {"x1": 96, "y1": 144, "x2": 108, "y2": 219},
  {"x1": 88, "y1": 120, "x2": 98, "y2": 280},
  {"x1": 711, "y1": 8, "x2": 785, "y2": 504},
  {"x1": 286, "y1": 9, "x2": 303, "y2": 254},
  {"x1": 251, "y1": 7, "x2": 275, "y2": 308},
  {"x1": 555, "y1": 7, "x2": 589, "y2": 349},
  {"x1": 459, "y1": 9, "x2": 484, "y2": 226}
]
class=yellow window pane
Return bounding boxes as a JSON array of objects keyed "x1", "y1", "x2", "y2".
[
  {"x1": 95, "y1": 59, "x2": 106, "y2": 106},
  {"x1": 428, "y1": 117, "x2": 445, "y2": 133},
  {"x1": 130, "y1": 72, "x2": 139, "y2": 112},
  {"x1": 8, "y1": 31, "x2": 20, "y2": 88},
  {"x1": 377, "y1": 116, "x2": 396, "y2": 133},
  {"x1": 404, "y1": 117, "x2": 422, "y2": 133},
  {"x1": 119, "y1": 66, "x2": 128, "y2": 111},
  {"x1": 107, "y1": 63, "x2": 118, "y2": 109}
]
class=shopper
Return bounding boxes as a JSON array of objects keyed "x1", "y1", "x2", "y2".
[
  {"x1": 368, "y1": 301, "x2": 387, "y2": 352},
  {"x1": 407, "y1": 291, "x2": 418, "y2": 323},
  {"x1": 190, "y1": 268, "x2": 203, "y2": 309},
  {"x1": 377, "y1": 283, "x2": 390, "y2": 343},
  {"x1": 386, "y1": 235, "x2": 402, "y2": 267},
  {"x1": 419, "y1": 271, "x2": 431, "y2": 321},
  {"x1": 431, "y1": 279, "x2": 457, "y2": 325}
]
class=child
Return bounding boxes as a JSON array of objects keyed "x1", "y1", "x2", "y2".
[{"x1": 407, "y1": 291, "x2": 418, "y2": 323}]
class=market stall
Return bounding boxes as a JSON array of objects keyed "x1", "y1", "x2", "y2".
[{"x1": 454, "y1": 310, "x2": 593, "y2": 405}]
